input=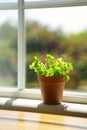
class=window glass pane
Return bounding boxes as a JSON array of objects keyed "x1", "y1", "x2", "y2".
[
  {"x1": 0, "y1": 0, "x2": 17, "y2": 3},
  {"x1": 25, "y1": 6, "x2": 87, "y2": 92},
  {"x1": 0, "y1": 10, "x2": 18, "y2": 87}
]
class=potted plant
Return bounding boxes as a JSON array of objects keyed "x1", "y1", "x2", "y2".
[{"x1": 29, "y1": 54, "x2": 73, "y2": 105}]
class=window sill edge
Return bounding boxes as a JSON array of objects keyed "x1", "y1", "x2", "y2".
[{"x1": 0, "y1": 97, "x2": 87, "y2": 118}]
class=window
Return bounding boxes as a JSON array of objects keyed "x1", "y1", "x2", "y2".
[
  {"x1": 25, "y1": 7, "x2": 87, "y2": 93},
  {"x1": 0, "y1": 0, "x2": 17, "y2": 3},
  {"x1": 0, "y1": 8, "x2": 18, "y2": 87},
  {"x1": 0, "y1": 0, "x2": 87, "y2": 104}
]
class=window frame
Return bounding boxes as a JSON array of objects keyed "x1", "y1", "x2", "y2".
[{"x1": 0, "y1": 0, "x2": 87, "y2": 104}]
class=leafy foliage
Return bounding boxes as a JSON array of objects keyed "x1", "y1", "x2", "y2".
[
  {"x1": 29, "y1": 54, "x2": 73, "y2": 81},
  {"x1": 0, "y1": 21, "x2": 87, "y2": 88}
]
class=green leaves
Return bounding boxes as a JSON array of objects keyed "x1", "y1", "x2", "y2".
[{"x1": 29, "y1": 54, "x2": 73, "y2": 81}]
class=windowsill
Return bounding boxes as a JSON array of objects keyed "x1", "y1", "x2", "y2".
[{"x1": 0, "y1": 97, "x2": 87, "y2": 118}]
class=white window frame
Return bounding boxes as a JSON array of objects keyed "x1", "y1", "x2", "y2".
[{"x1": 0, "y1": 0, "x2": 87, "y2": 104}]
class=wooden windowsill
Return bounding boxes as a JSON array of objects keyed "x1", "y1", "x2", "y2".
[
  {"x1": 0, "y1": 110, "x2": 87, "y2": 130},
  {"x1": 0, "y1": 97, "x2": 87, "y2": 118}
]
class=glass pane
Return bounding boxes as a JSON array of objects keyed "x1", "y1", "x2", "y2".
[
  {"x1": 25, "y1": 6, "x2": 87, "y2": 92},
  {"x1": 0, "y1": 10, "x2": 18, "y2": 87},
  {"x1": 0, "y1": 0, "x2": 17, "y2": 3}
]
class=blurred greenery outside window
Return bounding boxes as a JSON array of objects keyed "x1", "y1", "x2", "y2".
[
  {"x1": 25, "y1": 7, "x2": 87, "y2": 93},
  {"x1": 0, "y1": 0, "x2": 87, "y2": 102},
  {"x1": 0, "y1": 10, "x2": 17, "y2": 87}
]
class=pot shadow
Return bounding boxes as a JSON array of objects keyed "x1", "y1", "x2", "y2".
[{"x1": 37, "y1": 102, "x2": 68, "y2": 115}]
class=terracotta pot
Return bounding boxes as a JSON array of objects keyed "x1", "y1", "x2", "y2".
[{"x1": 38, "y1": 75, "x2": 65, "y2": 105}]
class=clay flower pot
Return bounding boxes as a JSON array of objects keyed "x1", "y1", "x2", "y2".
[
  {"x1": 38, "y1": 75, "x2": 65, "y2": 105},
  {"x1": 29, "y1": 54, "x2": 73, "y2": 104}
]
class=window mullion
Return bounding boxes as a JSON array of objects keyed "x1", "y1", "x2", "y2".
[
  {"x1": 24, "y1": 0, "x2": 87, "y2": 9},
  {"x1": 0, "y1": 2, "x2": 17, "y2": 10},
  {"x1": 18, "y1": 0, "x2": 25, "y2": 90}
]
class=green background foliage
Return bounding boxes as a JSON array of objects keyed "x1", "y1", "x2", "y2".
[{"x1": 0, "y1": 21, "x2": 87, "y2": 90}]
